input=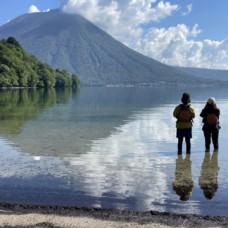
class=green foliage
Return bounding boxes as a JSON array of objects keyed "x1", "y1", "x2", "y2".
[
  {"x1": 0, "y1": 37, "x2": 80, "y2": 88},
  {"x1": 72, "y1": 74, "x2": 80, "y2": 87},
  {"x1": 55, "y1": 69, "x2": 72, "y2": 87},
  {"x1": 6, "y1": 37, "x2": 21, "y2": 48},
  {"x1": 0, "y1": 88, "x2": 77, "y2": 134}
]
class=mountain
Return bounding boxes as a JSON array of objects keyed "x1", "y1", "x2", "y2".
[
  {"x1": 0, "y1": 9, "x2": 223, "y2": 86},
  {"x1": 176, "y1": 67, "x2": 228, "y2": 81}
]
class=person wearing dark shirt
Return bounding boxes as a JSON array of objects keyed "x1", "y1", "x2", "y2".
[{"x1": 200, "y1": 97, "x2": 220, "y2": 152}]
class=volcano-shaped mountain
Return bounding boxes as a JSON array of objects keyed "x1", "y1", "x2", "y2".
[{"x1": 0, "y1": 9, "x2": 219, "y2": 86}]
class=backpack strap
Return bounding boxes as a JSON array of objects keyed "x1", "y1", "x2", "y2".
[{"x1": 179, "y1": 104, "x2": 190, "y2": 110}]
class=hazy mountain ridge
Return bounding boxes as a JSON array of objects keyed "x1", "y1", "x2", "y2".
[
  {"x1": 177, "y1": 67, "x2": 228, "y2": 81},
  {"x1": 0, "y1": 9, "x2": 226, "y2": 86}
]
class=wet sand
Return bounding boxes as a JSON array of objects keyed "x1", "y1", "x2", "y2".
[{"x1": 0, "y1": 203, "x2": 227, "y2": 227}]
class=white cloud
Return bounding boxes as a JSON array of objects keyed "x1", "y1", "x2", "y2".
[
  {"x1": 61, "y1": 0, "x2": 228, "y2": 70},
  {"x1": 62, "y1": 0, "x2": 179, "y2": 41},
  {"x1": 137, "y1": 24, "x2": 228, "y2": 69},
  {"x1": 62, "y1": 0, "x2": 179, "y2": 54},
  {"x1": 28, "y1": 5, "x2": 40, "y2": 13},
  {"x1": 182, "y1": 3, "x2": 192, "y2": 16},
  {"x1": 28, "y1": 5, "x2": 50, "y2": 14}
]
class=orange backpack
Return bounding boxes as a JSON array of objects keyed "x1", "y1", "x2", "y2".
[
  {"x1": 179, "y1": 105, "x2": 191, "y2": 122},
  {"x1": 206, "y1": 114, "x2": 218, "y2": 125}
]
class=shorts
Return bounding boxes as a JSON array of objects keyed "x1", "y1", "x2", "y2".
[{"x1": 176, "y1": 128, "x2": 192, "y2": 139}]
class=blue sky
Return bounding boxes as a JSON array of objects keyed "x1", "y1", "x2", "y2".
[
  {"x1": 0, "y1": 0, "x2": 228, "y2": 69},
  {"x1": 155, "y1": 0, "x2": 228, "y2": 40},
  {"x1": 0, "y1": 1, "x2": 59, "y2": 25}
]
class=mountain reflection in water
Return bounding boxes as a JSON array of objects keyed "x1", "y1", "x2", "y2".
[{"x1": 0, "y1": 87, "x2": 228, "y2": 216}]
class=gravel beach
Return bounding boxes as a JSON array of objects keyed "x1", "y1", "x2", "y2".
[{"x1": 0, "y1": 203, "x2": 227, "y2": 228}]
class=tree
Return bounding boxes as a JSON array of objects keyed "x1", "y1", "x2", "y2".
[
  {"x1": 72, "y1": 74, "x2": 80, "y2": 87},
  {"x1": 0, "y1": 38, "x2": 80, "y2": 88},
  {"x1": 6, "y1": 37, "x2": 21, "y2": 48}
]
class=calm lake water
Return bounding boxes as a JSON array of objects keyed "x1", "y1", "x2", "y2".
[{"x1": 0, "y1": 86, "x2": 228, "y2": 216}]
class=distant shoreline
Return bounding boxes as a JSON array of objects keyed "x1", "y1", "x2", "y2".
[{"x1": 0, "y1": 83, "x2": 226, "y2": 89}]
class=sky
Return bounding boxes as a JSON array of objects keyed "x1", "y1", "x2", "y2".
[{"x1": 0, "y1": 0, "x2": 228, "y2": 70}]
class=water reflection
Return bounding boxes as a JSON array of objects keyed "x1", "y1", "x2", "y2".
[
  {"x1": 199, "y1": 151, "x2": 219, "y2": 200},
  {"x1": 0, "y1": 88, "x2": 77, "y2": 135},
  {"x1": 2, "y1": 87, "x2": 182, "y2": 157},
  {"x1": 172, "y1": 154, "x2": 194, "y2": 201},
  {"x1": 62, "y1": 106, "x2": 176, "y2": 211},
  {"x1": 0, "y1": 87, "x2": 228, "y2": 215}
]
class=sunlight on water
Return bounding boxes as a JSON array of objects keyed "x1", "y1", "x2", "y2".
[{"x1": 0, "y1": 87, "x2": 228, "y2": 215}]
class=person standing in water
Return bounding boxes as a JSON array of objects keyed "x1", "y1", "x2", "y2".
[
  {"x1": 200, "y1": 97, "x2": 220, "y2": 152},
  {"x1": 173, "y1": 93, "x2": 195, "y2": 154}
]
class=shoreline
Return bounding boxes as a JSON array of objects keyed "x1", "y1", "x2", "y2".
[{"x1": 0, "y1": 203, "x2": 227, "y2": 227}]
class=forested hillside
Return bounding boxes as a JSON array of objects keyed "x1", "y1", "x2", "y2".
[{"x1": 0, "y1": 37, "x2": 80, "y2": 87}]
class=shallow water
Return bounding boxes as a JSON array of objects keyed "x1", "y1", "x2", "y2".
[{"x1": 0, "y1": 87, "x2": 228, "y2": 216}]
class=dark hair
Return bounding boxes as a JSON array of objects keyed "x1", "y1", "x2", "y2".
[{"x1": 181, "y1": 93, "x2": 191, "y2": 104}]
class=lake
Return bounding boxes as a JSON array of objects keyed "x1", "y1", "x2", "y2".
[{"x1": 0, "y1": 86, "x2": 228, "y2": 216}]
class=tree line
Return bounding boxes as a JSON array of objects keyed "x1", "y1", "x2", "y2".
[{"x1": 0, "y1": 37, "x2": 80, "y2": 88}]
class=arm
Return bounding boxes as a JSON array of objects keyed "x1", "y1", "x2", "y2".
[
  {"x1": 173, "y1": 105, "x2": 180, "y2": 119},
  {"x1": 200, "y1": 108, "x2": 207, "y2": 118},
  {"x1": 189, "y1": 105, "x2": 195, "y2": 119},
  {"x1": 215, "y1": 108, "x2": 220, "y2": 118}
]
